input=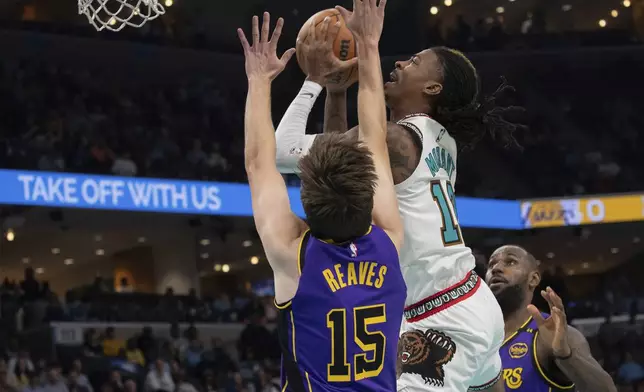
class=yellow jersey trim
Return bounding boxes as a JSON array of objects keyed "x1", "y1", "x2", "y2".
[
  {"x1": 290, "y1": 310, "x2": 297, "y2": 362},
  {"x1": 297, "y1": 230, "x2": 311, "y2": 275},
  {"x1": 532, "y1": 332, "x2": 575, "y2": 390},
  {"x1": 502, "y1": 316, "x2": 533, "y2": 346},
  {"x1": 281, "y1": 380, "x2": 288, "y2": 392},
  {"x1": 305, "y1": 372, "x2": 313, "y2": 392},
  {"x1": 274, "y1": 298, "x2": 292, "y2": 310}
]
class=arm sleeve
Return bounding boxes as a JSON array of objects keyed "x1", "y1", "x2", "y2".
[{"x1": 275, "y1": 81, "x2": 323, "y2": 174}]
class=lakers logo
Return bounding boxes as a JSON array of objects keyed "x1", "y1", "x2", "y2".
[
  {"x1": 503, "y1": 367, "x2": 523, "y2": 389},
  {"x1": 509, "y1": 342, "x2": 529, "y2": 359}
]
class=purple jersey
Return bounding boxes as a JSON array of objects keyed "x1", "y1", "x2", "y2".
[
  {"x1": 276, "y1": 225, "x2": 406, "y2": 392},
  {"x1": 500, "y1": 314, "x2": 575, "y2": 391}
]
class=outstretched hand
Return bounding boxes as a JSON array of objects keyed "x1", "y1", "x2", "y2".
[
  {"x1": 299, "y1": 16, "x2": 358, "y2": 90},
  {"x1": 527, "y1": 287, "x2": 572, "y2": 358},
  {"x1": 238, "y1": 12, "x2": 296, "y2": 81},
  {"x1": 335, "y1": 0, "x2": 387, "y2": 45}
]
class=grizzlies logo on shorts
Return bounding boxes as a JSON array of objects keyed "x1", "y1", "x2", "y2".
[{"x1": 398, "y1": 329, "x2": 457, "y2": 387}]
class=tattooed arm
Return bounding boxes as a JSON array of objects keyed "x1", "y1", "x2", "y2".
[
  {"x1": 323, "y1": 90, "x2": 349, "y2": 134},
  {"x1": 344, "y1": 123, "x2": 421, "y2": 185}
]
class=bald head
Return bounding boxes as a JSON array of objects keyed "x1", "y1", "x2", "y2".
[{"x1": 486, "y1": 245, "x2": 541, "y2": 316}]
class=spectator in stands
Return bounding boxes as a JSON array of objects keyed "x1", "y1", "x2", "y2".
[
  {"x1": 168, "y1": 323, "x2": 187, "y2": 361},
  {"x1": 123, "y1": 379, "x2": 136, "y2": 392},
  {"x1": 225, "y1": 373, "x2": 249, "y2": 392},
  {"x1": 20, "y1": 267, "x2": 40, "y2": 302},
  {"x1": 111, "y1": 153, "x2": 138, "y2": 177},
  {"x1": 618, "y1": 352, "x2": 644, "y2": 387},
  {"x1": 7, "y1": 350, "x2": 34, "y2": 376},
  {"x1": 107, "y1": 370, "x2": 124, "y2": 392},
  {"x1": 212, "y1": 294, "x2": 232, "y2": 322},
  {"x1": 123, "y1": 339, "x2": 145, "y2": 367},
  {"x1": 137, "y1": 327, "x2": 157, "y2": 364},
  {"x1": 238, "y1": 314, "x2": 272, "y2": 361},
  {"x1": 183, "y1": 339, "x2": 203, "y2": 372},
  {"x1": 144, "y1": 359, "x2": 174, "y2": 392},
  {"x1": 102, "y1": 327, "x2": 124, "y2": 357},
  {"x1": 40, "y1": 362, "x2": 68, "y2": 392},
  {"x1": 10, "y1": 354, "x2": 33, "y2": 390},
  {"x1": 201, "y1": 338, "x2": 234, "y2": 376},
  {"x1": 200, "y1": 370, "x2": 217, "y2": 392},
  {"x1": 67, "y1": 370, "x2": 90, "y2": 392},
  {"x1": 175, "y1": 369, "x2": 198, "y2": 392},
  {"x1": 84, "y1": 329, "x2": 103, "y2": 357},
  {"x1": 0, "y1": 360, "x2": 19, "y2": 392},
  {"x1": 115, "y1": 278, "x2": 134, "y2": 294},
  {"x1": 254, "y1": 368, "x2": 280, "y2": 392},
  {"x1": 69, "y1": 360, "x2": 92, "y2": 392}
]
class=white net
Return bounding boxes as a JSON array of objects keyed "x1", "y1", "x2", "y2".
[{"x1": 78, "y1": 0, "x2": 165, "y2": 32}]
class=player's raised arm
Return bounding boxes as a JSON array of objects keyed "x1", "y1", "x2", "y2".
[
  {"x1": 238, "y1": 13, "x2": 308, "y2": 268},
  {"x1": 336, "y1": 0, "x2": 403, "y2": 250},
  {"x1": 274, "y1": 17, "x2": 357, "y2": 173}
]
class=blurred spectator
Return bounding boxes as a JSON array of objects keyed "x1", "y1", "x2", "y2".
[
  {"x1": 21, "y1": 268, "x2": 40, "y2": 302},
  {"x1": 107, "y1": 371, "x2": 123, "y2": 392},
  {"x1": 0, "y1": 360, "x2": 20, "y2": 392},
  {"x1": 183, "y1": 340, "x2": 203, "y2": 372},
  {"x1": 111, "y1": 153, "x2": 138, "y2": 177},
  {"x1": 201, "y1": 338, "x2": 234, "y2": 375},
  {"x1": 168, "y1": 323, "x2": 187, "y2": 362},
  {"x1": 144, "y1": 360, "x2": 173, "y2": 392},
  {"x1": 103, "y1": 327, "x2": 125, "y2": 357},
  {"x1": 618, "y1": 353, "x2": 644, "y2": 386},
  {"x1": 67, "y1": 370, "x2": 90, "y2": 392},
  {"x1": 123, "y1": 380, "x2": 136, "y2": 392},
  {"x1": 41, "y1": 363, "x2": 68, "y2": 392},
  {"x1": 238, "y1": 314, "x2": 273, "y2": 361},
  {"x1": 175, "y1": 370, "x2": 198, "y2": 392},
  {"x1": 137, "y1": 328, "x2": 157, "y2": 363},
  {"x1": 84, "y1": 329, "x2": 103, "y2": 357},
  {"x1": 115, "y1": 278, "x2": 134, "y2": 294},
  {"x1": 255, "y1": 368, "x2": 280, "y2": 392},
  {"x1": 123, "y1": 340, "x2": 145, "y2": 367},
  {"x1": 10, "y1": 354, "x2": 33, "y2": 389},
  {"x1": 69, "y1": 360, "x2": 92, "y2": 392}
]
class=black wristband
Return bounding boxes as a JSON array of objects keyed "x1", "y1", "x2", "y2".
[{"x1": 554, "y1": 349, "x2": 573, "y2": 360}]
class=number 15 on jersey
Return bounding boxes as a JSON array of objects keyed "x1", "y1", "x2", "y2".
[{"x1": 430, "y1": 180, "x2": 463, "y2": 246}]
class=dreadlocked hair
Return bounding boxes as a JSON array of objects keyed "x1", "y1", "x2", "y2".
[{"x1": 431, "y1": 47, "x2": 525, "y2": 151}]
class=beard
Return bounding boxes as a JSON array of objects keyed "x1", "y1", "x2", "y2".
[{"x1": 493, "y1": 283, "x2": 527, "y2": 317}]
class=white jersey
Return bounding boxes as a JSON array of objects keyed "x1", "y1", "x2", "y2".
[{"x1": 394, "y1": 114, "x2": 475, "y2": 305}]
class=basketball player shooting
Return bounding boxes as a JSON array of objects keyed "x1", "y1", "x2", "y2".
[
  {"x1": 238, "y1": 9, "x2": 407, "y2": 392},
  {"x1": 273, "y1": 2, "x2": 527, "y2": 391},
  {"x1": 486, "y1": 245, "x2": 616, "y2": 392}
]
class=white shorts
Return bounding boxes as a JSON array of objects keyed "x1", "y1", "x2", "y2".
[{"x1": 397, "y1": 272, "x2": 504, "y2": 392}]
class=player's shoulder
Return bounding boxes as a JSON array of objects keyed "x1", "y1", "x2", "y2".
[
  {"x1": 396, "y1": 113, "x2": 444, "y2": 134},
  {"x1": 396, "y1": 114, "x2": 455, "y2": 150}
]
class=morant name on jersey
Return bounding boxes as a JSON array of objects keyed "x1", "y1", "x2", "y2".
[
  {"x1": 275, "y1": 225, "x2": 406, "y2": 392},
  {"x1": 394, "y1": 114, "x2": 474, "y2": 303},
  {"x1": 500, "y1": 315, "x2": 575, "y2": 391},
  {"x1": 424, "y1": 146, "x2": 456, "y2": 183}
]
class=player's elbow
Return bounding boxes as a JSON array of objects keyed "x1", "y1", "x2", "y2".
[{"x1": 244, "y1": 152, "x2": 260, "y2": 175}]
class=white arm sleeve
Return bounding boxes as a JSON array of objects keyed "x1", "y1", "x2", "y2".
[{"x1": 275, "y1": 81, "x2": 323, "y2": 174}]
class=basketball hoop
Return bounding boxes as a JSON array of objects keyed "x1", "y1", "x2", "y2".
[{"x1": 78, "y1": 0, "x2": 165, "y2": 32}]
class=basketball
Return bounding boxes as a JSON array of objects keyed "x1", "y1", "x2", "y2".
[{"x1": 296, "y1": 9, "x2": 358, "y2": 90}]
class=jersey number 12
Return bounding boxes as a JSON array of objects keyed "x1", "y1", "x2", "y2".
[{"x1": 431, "y1": 180, "x2": 463, "y2": 246}]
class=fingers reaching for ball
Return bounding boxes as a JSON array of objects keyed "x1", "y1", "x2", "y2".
[{"x1": 238, "y1": 12, "x2": 295, "y2": 82}]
